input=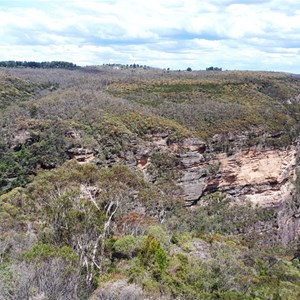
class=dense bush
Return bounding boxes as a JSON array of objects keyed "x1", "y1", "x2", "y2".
[{"x1": 1, "y1": 67, "x2": 300, "y2": 299}]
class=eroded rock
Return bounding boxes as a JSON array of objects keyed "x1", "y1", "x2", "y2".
[
  {"x1": 66, "y1": 147, "x2": 95, "y2": 163},
  {"x1": 11, "y1": 130, "x2": 39, "y2": 151},
  {"x1": 215, "y1": 146, "x2": 297, "y2": 206}
]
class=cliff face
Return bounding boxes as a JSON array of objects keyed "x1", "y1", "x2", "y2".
[
  {"x1": 133, "y1": 134, "x2": 300, "y2": 245},
  {"x1": 8, "y1": 123, "x2": 300, "y2": 244},
  {"x1": 3, "y1": 69, "x2": 300, "y2": 247},
  {"x1": 213, "y1": 147, "x2": 297, "y2": 206},
  {"x1": 189, "y1": 144, "x2": 299, "y2": 244},
  {"x1": 3, "y1": 69, "x2": 300, "y2": 299}
]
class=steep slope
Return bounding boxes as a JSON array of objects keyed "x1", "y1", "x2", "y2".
[{"x1": 1, "y1": 67, "x2": 300, "y2": 299}]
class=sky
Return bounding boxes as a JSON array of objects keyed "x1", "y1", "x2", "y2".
[{"x1": 0, "y1": 0, "x2": 300, "y2": 72}]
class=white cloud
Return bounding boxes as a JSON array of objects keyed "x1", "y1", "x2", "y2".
[{"x1": 0, "y1": 0, "x2": 299, "y2": 72}]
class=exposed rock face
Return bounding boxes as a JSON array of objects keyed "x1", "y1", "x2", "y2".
[
  {"x1": 62, "y1": 127, "x2": 300, "y2": 245},
  {"x1": 130, "y1": 132, "x2": 300, "y2": 244},
  {"x1": 213, "y1": 146, "x2": 297, "y2": 206},
  {"x1": 175, "y1": 140, "x2": 300, "y2": 244},
  {"x1": 66, "y1": 147, "x2": 95, "y2": 163},
  {"x1": 177, "y1": 138, "x2": 208, "y2": 204},
  {"x1": 212, "y1": 146, "x2": 300, "y2": 244}
]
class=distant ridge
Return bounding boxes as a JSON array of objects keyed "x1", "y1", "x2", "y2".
[{"x1": 0, "y1": 60, "x2": 78, "y2": 69}]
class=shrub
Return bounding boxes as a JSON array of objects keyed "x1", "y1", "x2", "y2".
[
  {"x1": 113, "y1": 236, "x2": 145, "y2": 259},
  {"x1": 139, "y1": 235, "x2": 168, "y2": 276}
]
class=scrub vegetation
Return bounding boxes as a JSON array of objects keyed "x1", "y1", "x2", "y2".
[{"x1": 1, "y1": 65, "x2": 300, "y2": 299}]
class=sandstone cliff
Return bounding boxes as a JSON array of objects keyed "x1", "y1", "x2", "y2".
[{"x1": 134, "y1": 133, "x2": 300, "y2": 245}]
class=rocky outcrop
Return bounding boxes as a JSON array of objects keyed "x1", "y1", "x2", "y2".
[
  {"x1": 129, "y1": 132, "x2": 300, "y2": 244},
  {"x1": 214, "y1": 145, "x2": 300, "y2": 244},
  {"x1": 11, "y1": 130, "x2": 39, "y2": 151},
  {"x1": 66, "y1": 147, "x2": 95, "y2": 163},
  {"x1": 175, "y1": 139, "x2": 300, "y2": 244},
  {"x1": 177, "y1": 138, "x2": 208, "y2": 204},
  {"x1": 62, "y1": 127, "x2": 300, "y2": 244},
  {"x1": 210, "y1": 146, "x2": 297, "y2": 206}
]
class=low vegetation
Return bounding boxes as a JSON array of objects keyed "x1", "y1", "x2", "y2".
[
  {"x1": 0, "y1": 66, "x2": 300, "y2": 299},
  {"x1": 108, "y1": 72, "x2": 300, "y2": 141}
]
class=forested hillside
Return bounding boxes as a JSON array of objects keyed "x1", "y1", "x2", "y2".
[{"x1": 1, "y1": 66, "x2": 300, "y2": 299}]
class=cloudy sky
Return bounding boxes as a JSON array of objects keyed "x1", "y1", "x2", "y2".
[{"x1": 0, "y1": 0, "x2": 300, "y2": 72}]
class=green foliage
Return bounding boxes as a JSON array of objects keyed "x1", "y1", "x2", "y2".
[
  {"x1": 138, "y1": 186, "x2": 180, "y2": 221},
  {"x1": 0, "y1": 262, "x2": 15, "y2": 297},
  {"x1": 24, "y1": 244, "x2": 78, "y2": 263},
  {"x1": 175, "y1": 192, "x2": 277, "y2": 236},
  {"x1": 1, "y1": 67, "x2": 300, "y2": 299},
  {"x1": 161, "y1": 254, "x2": 206, "y2": 299},
  {"x1": 0, "y1": 119, "x2": 70, "y2": 195},
  {"x1": 0, "y1": 60, "x2": 77, "y2": 69},
  {"x1": 0, "y1": 145, "x2": 32, "y2": 193},
  {"x1": 109, "y1": 73, "x2": 300, "y2": 142},
  {"x1": 113, "y1": 235, "x2": 145, "y2": 259},
  {"x1": 0, "y1": 188, "x2": 31, "y2": 232},
  {"x1": 26, "y1": 162, "x2": 111, "y2": 246},
  {"x1": 139, "y1": 235, "x2": 168, "y2": 276},
  {"x1": 149, "y1": 150, "x2": 181, "y2": 181},
  {"x1": 147, "y1": 226, "x2": 170, "y2": 246},
  {"x1": 29, "y1": 104, "x2": 39, "y2": 117},
  {"x1": 119, "y1": 111, "x2": 192, "y2": 142},
  {"x1": 0, "y1": 75, "x2": 53, "y2": 108},
  {"x1": 206, "y1": 66, "x2": 222, "y2": 71}
]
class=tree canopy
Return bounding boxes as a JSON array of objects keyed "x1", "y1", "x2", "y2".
[{"x1": 0, "y1": 60, "x2": 78, "y2": 69}]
